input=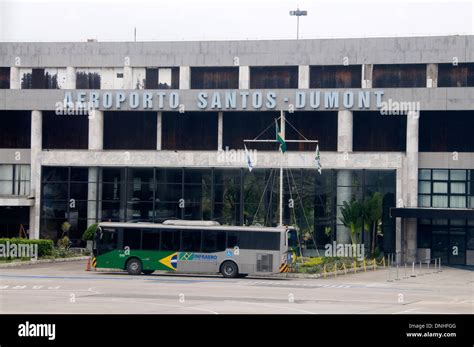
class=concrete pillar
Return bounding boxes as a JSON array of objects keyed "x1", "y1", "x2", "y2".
[
  {"x1": 123, "y1": 66, "x2": 133, "y2": 89},
  {"x1": 218, "y1": 111, "x2": 223, "y2": 150},
  {"x1": 362, "y1": 64, "x2": 373, "y2": 88},
  {"x1": 157, "y1": 111, "x2": 162, "y2": 150},
  {"x1": 405, "y1": 110, "x2": 420, "y2": 262},
  {"x1": 337, "y1": 110, "x2": 353, "y2": 152},
  {"x1": 395, "y1": 167, "x2": 403, "y2": 264},
  {"x1": 298, "y1": 65, "x2": 310, "y2": 89},
  {"x1": 336, "y1": 110, "x2": 354, "y2": 245},
  {"x1": 179, "y1": 66, "x2": 190, "y2": 89},
  {"x1": 87, "y1": 168, "x2": 99, "y2": 227},
  {"x1": 29, "y1": 110, "x2": 42, "y2": 239},
  {"x1": 336, "y1": 170, "x2": 353, "y2": 245},
  {"x1": 66, "y1": 67, "x2": 76, "y2": 89},
  {"x1": 239, "y1": 66, "x2": 250, "y2": 89},
  {"x1": 88, "y1": 109, "x2": 104, "y2": 150},
  {"x1": 10, "y1": 66, "x2": 20, "y2": 89},
  {"x1": 426, "y1": 63, "x2": 438, "y2": 88}
]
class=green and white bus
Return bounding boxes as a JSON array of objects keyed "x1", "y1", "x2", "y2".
[{"x1": 92, "y1": 220, "x2": 297, "y2": 278}]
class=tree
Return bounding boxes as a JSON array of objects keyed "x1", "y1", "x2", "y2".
[
  {"x1": 339, "y1": 199, "x2": 363, "y2": 245},
  {"x1": 368, "y1": 192, "x2": 383, "y2": 256}
]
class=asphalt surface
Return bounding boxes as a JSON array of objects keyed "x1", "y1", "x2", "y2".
[{"x1": 0, "y1": 261, "x2": 472, "y2": 314}]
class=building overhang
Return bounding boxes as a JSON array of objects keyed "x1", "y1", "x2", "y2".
[
  {"x1": 0, "y1": 197, "x2": 35, "y2": 207},
  {"x1": 390, "y1": 207, "x2": 474, "y2": 219}
]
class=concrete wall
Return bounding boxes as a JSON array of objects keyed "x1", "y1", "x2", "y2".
[{"x1": 1, "y1": 36, "x2": 472, "y2": 67}]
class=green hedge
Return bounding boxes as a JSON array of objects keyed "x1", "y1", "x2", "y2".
[{"x1": 0, "y1": 238, "x2": 54, "y2": 257}]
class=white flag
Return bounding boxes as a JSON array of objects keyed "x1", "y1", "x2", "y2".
[
  {"x1": 244, "y1": 144, "x2": 253, "y2": 172},
  {"x1": 315, "y1": 144, "x2": 322, "y2": 174}
]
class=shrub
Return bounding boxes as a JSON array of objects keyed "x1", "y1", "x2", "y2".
[
  {"x1": 0, "y1": 238, "x2": 54, "y2": 257},
  {"x1": 82, "y1": 223, "x2": 98, "y2": 241}
]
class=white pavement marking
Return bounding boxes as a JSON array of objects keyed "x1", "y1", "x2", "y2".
[
  {"x1": 109, "y1": 298, "x2": 219, "y2": 314},
  {"x1": 224, "y1": 300, "x2": 316, "y2": 314},
  {"x1": 394, "y1": 308, "x2": 418, "y2": 314}
]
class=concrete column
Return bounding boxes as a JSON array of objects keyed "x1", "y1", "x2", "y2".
[
  {"x1": 336, "y1": 170, "x2": 353, "y2": 245},
  {"x1": 405, "y1": 110, "x2": 420, "y2": 262},
  {"x1": 29, "y1": 110, "x2": 42, "y2": 239},
  {"x1": 395, "y1": 167, "x2": 404, "y2": 264},
  {"x1": 239, "y1": 66, "x2": 250, "y2": 89},
  {"x1": 88, "y1": 109, "x2": 104, "y2": 150},
  {"x1": 298, "y1": 65, "x2": 310, "y2": 89},
  {"x1": 66, "y1": 67, "x2": 76, "y2": 89},
  {"x1": 123, "y1": 66, "x2": 133, "y2": 89},
  {"x1": 336, "y1": 110, "x2": 354, "y2": 245},
  {"x1": 217, "y1": 111, "x2": 223, "y2": 150},
  {"x1": 337, "y1": 110, "x2": 353, "y2": 152},
  {"x1": 426, "y1": 63, "x2": 438, "y2": 88},
  {"x1": 179, "y1": 66, "x2": 190, "y2": 89},
  {"x1": 157, "y1": 111, "x2": 162, "y2": 150},
  {"x1": 87, "y1": 167, "x2": 98, "y2": 227},
  {"x1": 10, "y1": 66, "x2": 20, "y2": 89},
  {"x1": 362, "y1": 64, "x2": 373, "y2": 88}
]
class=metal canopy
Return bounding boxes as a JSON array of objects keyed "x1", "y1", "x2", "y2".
[{"x1": 390, "y1": 207, "x2": 474, "y2": 219}]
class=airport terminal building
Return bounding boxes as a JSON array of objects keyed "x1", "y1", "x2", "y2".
[{"x1": 0, "y1": 35, "x2": 473, "y2": 265}]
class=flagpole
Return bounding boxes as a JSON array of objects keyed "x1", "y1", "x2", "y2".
[{"x1": 279, "y1": 110, "x2": 285, "y2": 227}]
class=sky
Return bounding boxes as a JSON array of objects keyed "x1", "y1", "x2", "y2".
[{"x1": 0, "y1": 0, "x2": 473, "y2": 42}]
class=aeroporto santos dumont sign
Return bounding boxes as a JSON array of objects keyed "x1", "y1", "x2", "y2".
[{"x1": 62, "y1": 90, "x2": 386, "y2": 111}]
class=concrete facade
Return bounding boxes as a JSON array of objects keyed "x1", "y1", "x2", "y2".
[{"x1": 0, "y1": 35, "x2": 473, "y2": 264}]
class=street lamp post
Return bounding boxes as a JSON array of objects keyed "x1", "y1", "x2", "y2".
[{"x1": 289, "y1": 8, "x2": 308, "y2": 40}]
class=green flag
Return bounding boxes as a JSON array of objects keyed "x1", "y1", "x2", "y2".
[{"x1": 275, "y1": 119, "x2": 286, "y2": 153}]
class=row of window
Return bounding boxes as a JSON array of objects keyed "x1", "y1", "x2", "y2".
[
  {"x1": 418, "y1": 169, "x2": 474, "y2": 208},
  {"x1": 101, "y1": 227, "x2": 281, "y2": 252},
  {"x1": 0, "y1": 164, "x2": 30, "y2": 196},
  {"x1": 1, "y1": 63, "x2": 473, "y2": 90}
]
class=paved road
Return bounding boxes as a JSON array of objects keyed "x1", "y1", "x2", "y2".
[{"x1": 0, "y1": 261, "x2": 472, "y2": 314}]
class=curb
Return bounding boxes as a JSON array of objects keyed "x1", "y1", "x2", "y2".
[{"x1": 0, "y1": 256, "x2": 90, "y2": 268}]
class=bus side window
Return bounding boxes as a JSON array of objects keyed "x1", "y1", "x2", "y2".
[
  {"x1": 161, "y1": 229, "x2": 180, "y2": 251},
  {"x1": 202, "y1": 231, "x2": 226, "y2": 253},
  {"x1": 142, "y1": 229, "x2": 160, "y2": 250},
  {"x1": 123, "y1": 228, "x2": 141, "y2": 251},
  {"x1": 181, "y1": 230, "x2": 202, "y2": 252},
  {"x1": 227, "y1": 232, "x2": 239, "y2": 249}
]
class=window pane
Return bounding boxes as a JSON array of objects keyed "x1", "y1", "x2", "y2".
[
  {"x1": 181, "y1": 230, "x2": 202, "y2": 252},
  {"x1": 450, "y1": 182, "x2": 466, "y2": 194},
  {"x1": 418, "y1": 181, "x2": 431, "y2": 194},
  {"x1": 142, "y1": 230, "x2": 160, "y2": 250},
  {"x1": 419, "y1": 169, "x2": 431, "y2": 180},
  {"x1": 123, "y1": 228, "x2": 141, "y2": 250},
  {"x1": 0, "y1": 181, "x2": 12, "y2": 195},
  {"x1": 450, "y1": 196, "x2": 466, "y2": 208},
  {"x1": 432, "y1": 196, "x2": 448, "y2": 207},
  {"x1": 418, "y1": 195, "x2": 431, "y2": 207},
  {"x1": 433, "y1": 182, "x2": 447, "y2": 193},
  {"x1": 432, "y1": 169, "x2": 448, "y2": 180},
  {"x1": 202, "y1": 231, "x2": 226, "y2": 253},
  {"x1": 0, "y1": 165, "x2": 13, "y2": 180},
  {"x1": 450, "y1": 170, "x2": 466, "y2": 181},
  {"x1": 227, "y1": 231, "x2": 240, "y2": 248},
  {"x1": 161, "y1": 230, "x2": 180, "y2": 251}
]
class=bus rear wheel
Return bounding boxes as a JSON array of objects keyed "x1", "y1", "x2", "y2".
[
  {"x1": 126, "y1": 258, "x2": 142, "y2": 275},
  {"x1": 221, "y1": 261, "x2": 239, "y2": 278},
  {"x1": 142, "y1": 270, "x2": 154, "y2": 275}
]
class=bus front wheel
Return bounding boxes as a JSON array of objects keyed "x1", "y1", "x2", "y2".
[
  {"x1": 220, "y1": 261, "x2": 239, "y2": 278},
  {"x1": 126, "y1": 258, "x2": 142, "y2": 275}
]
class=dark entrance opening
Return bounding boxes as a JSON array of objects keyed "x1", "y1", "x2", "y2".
[{"x1": 0, "y1": 206, "x2": 30, "y2": 238}]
